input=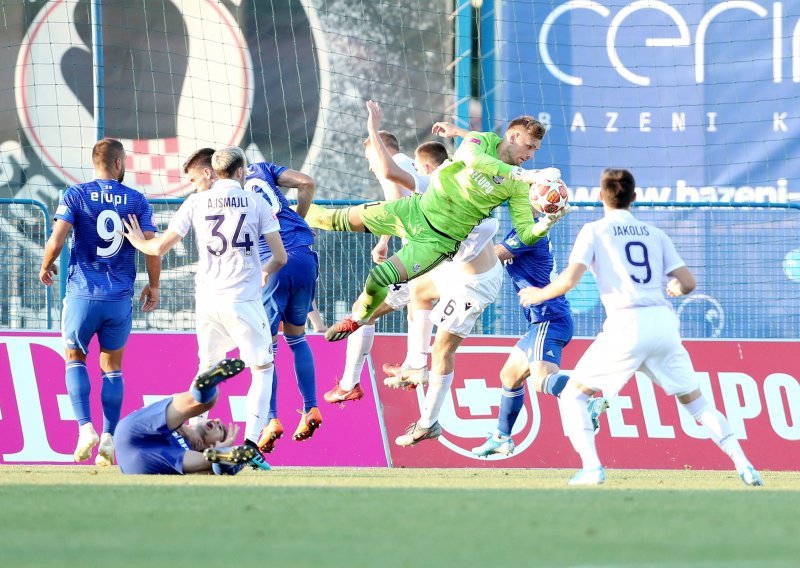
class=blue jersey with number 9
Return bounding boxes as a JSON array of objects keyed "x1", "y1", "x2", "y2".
[{"x1": 55, "y1": 179, "x2": 156, "y2": 301}]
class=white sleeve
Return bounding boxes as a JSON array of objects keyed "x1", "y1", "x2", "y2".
[
  {"x1": 568, "y1": 224, "x2": 595, "y2": 268},
  {"x1": 257, "y1": 197, "x2": 281, "y2": 235},
  {"x1": 453, "y1": 218, "x2": 500, "y2": 263},
  {"x1": 661, "y1": 229, "x2": 686, "y2": 274},
  {"x1": 415, "y1": 174, "x2": 430, "y2": 194},
  {"x1": 167, "y1": 197, "x2": 194, "y2": 237}
]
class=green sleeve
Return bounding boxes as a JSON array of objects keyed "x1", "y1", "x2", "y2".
[
  {"x1": 508, "y1": 186, "x2": 547, "y2": 245},
  {"x1": 453, "y1": 132, "x2": 515, "y2": 178}
]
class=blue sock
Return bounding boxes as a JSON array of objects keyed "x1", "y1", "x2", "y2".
[
  {"x1": 544, "y1": 373, "x2": 570, "y2": 397},
  {"x1": 100, "y1": 371, "x2": 124, "y2": 435},
  {"x1": 286, "y1": 334, "x2": 316, "y2": 412},
  {"x1": 66, "y1": 361, "x2": 92, "y2": 425},
  {"x1": 497, "y1": 385, "x2": 525, "y2": 437},
  {"x1": 190, "y1": 373, "x2": 218, "y2": 404},
  {"x1": 267, "y1": 342, "x2": 279, "y2": 420},
  {"x1": 212, "y1": 462, "x2": 244, "y2": 476}
]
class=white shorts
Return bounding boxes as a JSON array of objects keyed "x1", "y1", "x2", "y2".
[
  {"x1": 196, "y1": 298, "x2": 273, "y2": 369},
  {"x1": 385, "y1": 282, "x2": 410, "y2": 310},
  {"x1": 429, "y1": 261, "x2": 503, "y2": 338},
  {"x1": 572, "y1": 306, "x2": 699, "y2": 397}
]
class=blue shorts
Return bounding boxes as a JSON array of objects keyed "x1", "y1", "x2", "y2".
[
  {"x1": 115, "y1": 397, "x2": 189, "y2": 475},
  {"x1": 61, "y1": 297, "x2": 132, "y2": 353},
  {"x1": 262, "y1": 246, "x2": 319, "y2": 336},
  {"x1": 515, "y1": 313, "x2": 574, "y2": 366}
]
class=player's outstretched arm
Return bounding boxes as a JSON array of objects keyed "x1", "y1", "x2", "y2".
[
  {"x1": 365, "y1": 100, "x2": 417, "y2": 193},
  {"x1": 120, "y1": 214, "x2": 182, "y2": 256},
  {"x1": 432, "y1": 121, "x2": 468, "y2": 139},
  {"x1": 39, "y1": 219, "x2": 71, "y2": 286},
  {"x1": 519, "y1": 262, "x2": 587, "y2": 306},
  {"x1": 277, "y1": 169, "x2": 316, "y2": 219}
]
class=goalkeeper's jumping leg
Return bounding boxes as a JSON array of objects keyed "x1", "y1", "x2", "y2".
[
  {"x1": 325, "y1": 257, "x2": 408, "y2": 342},
  {"x1": 305, "y1": 203, "x2": 367, "y2": 232}
]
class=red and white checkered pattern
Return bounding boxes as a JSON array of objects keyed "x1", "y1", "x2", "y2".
[{"x1": 124, "y1": 137, "x2": 191, "y2": 196}]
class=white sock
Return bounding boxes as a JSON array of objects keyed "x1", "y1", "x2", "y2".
[
  {"x1": 403, "y1": 310, "x2": 432, "y2": 368},
  {"x1": 339, "y1": 324, "x2": 375, "y2": 390},
  {"x1": 560, "y1": 382, "x2": 602, "y2": 470},
  {"x1": 682, "y1": 395, "x2": 751, "y2": 471},
  {"x1": 418, "y1": 371, "x2": 454, "y2": 428},
  {"x1": 244, "y1": 366, "x2": 275, "y2": 443}
]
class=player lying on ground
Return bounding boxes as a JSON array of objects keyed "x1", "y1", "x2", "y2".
[
  {"x1": 520, "y1": 168, "x2": 763, "y2": 487},
  {"x1": 115, "y1": 358, "x2": 255, "y2": 475},
  {"x1": 305, "y1": 116, "x2": 565, "y2": 341}
]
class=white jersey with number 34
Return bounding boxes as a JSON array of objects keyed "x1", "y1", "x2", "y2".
[
  {"x1": 169, "y1": 178, "x2": 280, "y2": 302},
  {"x1": 569, "y1": 209, "x2": 685, "y2": 312}
]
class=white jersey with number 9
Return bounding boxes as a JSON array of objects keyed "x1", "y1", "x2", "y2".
[{"x1": 569, "y1": 209, "x2": 685, "y2": 312}]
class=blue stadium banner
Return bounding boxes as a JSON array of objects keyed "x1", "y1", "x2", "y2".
[{"x1": 497, "y1": 1, "x2": 800, "y2": 203}]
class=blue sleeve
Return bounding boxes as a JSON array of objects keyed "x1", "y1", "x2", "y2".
[
  {"x1": 54, "y1": 186, "x2": 78, "y2": 224},
  {"x1": 137, "y1": 197, "x2": 158, "y2": 233},
  {"x1": 264, "y1": 162, "x2": 288, "y2": 184}
]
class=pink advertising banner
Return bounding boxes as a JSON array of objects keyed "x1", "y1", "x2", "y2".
[
  {"x1": 372, "y1": 336, "x2": 800, "y2": 471},
  {"x1": 0, "y1": 331, "x2": 388, "y2": 467}
]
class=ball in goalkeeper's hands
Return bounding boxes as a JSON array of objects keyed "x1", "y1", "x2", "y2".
[{"x1": 529, "y1": 175, "x2": 569, "y2": 215}]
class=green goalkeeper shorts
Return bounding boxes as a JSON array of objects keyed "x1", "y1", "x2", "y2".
[{"x1": 359, "y1": 196, "x2": 461, "y2": 279}]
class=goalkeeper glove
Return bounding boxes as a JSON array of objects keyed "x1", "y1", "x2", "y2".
[
  {"x1": 510, "y1": 166, "x2": 562, "y2": 185},
  {"x1": 532, "y1": 204, "x2": 572, "y2": 236}
]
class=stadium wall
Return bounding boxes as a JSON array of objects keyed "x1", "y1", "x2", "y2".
[{"x1": 2, "y1": 331, "x2": 798, "y2": 471}]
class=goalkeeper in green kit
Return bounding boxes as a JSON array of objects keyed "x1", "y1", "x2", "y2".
[{"x1": 306, "y1": 116, "x2": 569, "y2": 341}]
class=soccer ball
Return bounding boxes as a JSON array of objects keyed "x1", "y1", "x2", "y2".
[{"x1": 529, "y1": 176, "x2": 569, "y2": 214}]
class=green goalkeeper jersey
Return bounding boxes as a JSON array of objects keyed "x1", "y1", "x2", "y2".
[{"x1": 418, "y1": 131, "x2": 542, "y2": 245}]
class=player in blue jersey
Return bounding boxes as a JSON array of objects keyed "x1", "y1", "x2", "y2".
[
  {"x1": 471, "y1": 228, "x2": 603, "y2": 457},
  {"x1": 39, "y1": 138, "x2": 161, "y2": 467},
  {"x1": 115, "y1": 358, "x2": 258, "y2": 475},
  {"x1": 244, "y1": 160, "x2": 322, "y2": 453}
]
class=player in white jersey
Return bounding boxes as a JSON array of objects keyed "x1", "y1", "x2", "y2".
[
  {"x1": 120, "y1": 146, "x2": 287, "y2": 471},
  {"x1": 519, "y1": 168, "x2": 763, "y2": 486},
  {"x1": 389, "y1": 217, "x2": 504, "y2": 446}
]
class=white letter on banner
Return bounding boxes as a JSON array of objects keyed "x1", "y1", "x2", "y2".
[
  {"x1": 676, "y1": 372, "x2": 715, "y2": 439},
  {"x1": 2, "y1": 337, "x2": 72, "y2": 461},
  {"x1": 718, "y1": 372, "x2": 762, "y2": 439},
  {"x1": 634, "y1": 373, "x2": 674, "y2": 438},
  {"x1": 571, "y1": 112, "x2": 587, "y2": 132},
  {"x1": 672, "y1": 112, "x2": 686, "y2": 131},
  {"x1": 774, "y1": 112, "x2": 788, "y2": 132},
  {"x1": 696, "y1": 2, "x2": 768, "y2": 83},
  {"x1": 606, "y1": 394, "x2": 638, "y2": 438},
  {"x1": 763, "y1": 373, "x2": 800, "y2": 440},
  {"x1": 540, "y1": 1, "x2": 610, "y2": 86},
  {"x1": 608, "y1": 1, "x2": 690, "y2": 86}
]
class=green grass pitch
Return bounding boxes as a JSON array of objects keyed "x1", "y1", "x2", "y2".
[{"x1": 1, "y1": 466, "x2": 798, "y2": 568}]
